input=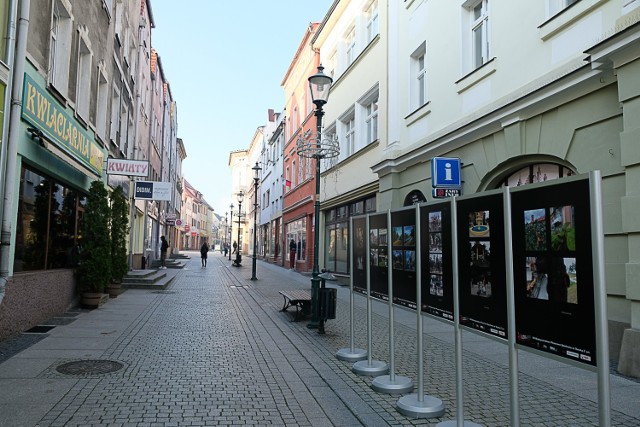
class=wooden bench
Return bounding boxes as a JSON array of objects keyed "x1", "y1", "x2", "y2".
[{"x1": 278, "y1": 289, "x2": 311, "y2": 321}]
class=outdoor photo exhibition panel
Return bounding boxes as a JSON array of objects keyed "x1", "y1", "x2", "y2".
[
  {"x1": 352, "y1": 215, "x2": 367, "y2": 295},
  {"x1": 510, "y1": 175, "x2": 596, "y2": 367},
  {"x1": 420, "y1": 202, "x2": 454, "y2": 322},
  {"x1": 390, "y1": 207, "x2": 417, "y2": 309},
  {"x1": 369, "y1": 212, "x2": 390, "y2": 301},
  {"x1": 456, "y1": 190, "x2": 508, "y2": 340}
]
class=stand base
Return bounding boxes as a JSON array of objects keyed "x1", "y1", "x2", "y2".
[
  {"x1": 336, "y1": 348, "x2": 368, "y2": 362},
  {"x1": 371, "y1": 374, "x2": 414, "y2": 394},
  {"x1": 396, "y1": 394, "x2": 445, "y2": 419},
  {"x1": 436, "y1": 420, "x2": 483, "y2": 427},
  {"x1": 352, "y1": 359, "x2": 388, "y2": 376}
]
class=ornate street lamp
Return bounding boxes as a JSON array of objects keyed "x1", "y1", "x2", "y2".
[
  {"x1": 229, "y1": 204, "x2": 234, "y2": 261},
  {"x1": 296, "y1": 64, "x2": 339, "y2": 331},
  {"x1": 234, "y1": 191, "x2": 244, "y2": 266},
  {"x1": 251, "y1": 162, "x2": 262, "y2": 280}
]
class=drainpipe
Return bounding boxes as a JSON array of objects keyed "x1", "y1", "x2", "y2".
[
  {"x1": 128, "y1": 17, "x2": 147, "y2": 269},
  {"x1": 0, "y1": 0, "x2": 30, "y2": 296}
]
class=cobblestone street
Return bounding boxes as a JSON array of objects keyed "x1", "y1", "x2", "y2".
[{"x1": 0, "y1": 252, "x2": 639, "y2": 426}]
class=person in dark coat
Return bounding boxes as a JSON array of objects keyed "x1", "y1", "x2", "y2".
[
  {"x1": 200, "y1": 242, "x2": 209, "y2": 267},
  {"x1": 289, "y1": 239, "x2": 296, "y2": 270}
]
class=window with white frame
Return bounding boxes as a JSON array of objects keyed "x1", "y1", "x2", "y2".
[
  {"x1": 345, "y1": 26, "x2": 356, "y2": 67},
  {"x1": 127, "y1": 112, "x2": 134, "y2": 157},
  {"x1": 365, "y1": 98, "x2": 378, "y2": 144},
  {"x1": 410, "y1": 43, "x2": 427, "y2": 110},
  {"x1": 365, "y1": 0, "x2": 379, "y2": 43},
  {"x1": 292, "y1": 161, "x2": 296, "y2": 187},
  {"x1": 119, "y1": 102, "x2": 128, "y2": 154},
  {"x1": 114, "y1": 2, "x2": 123, "y2": 46},
  {"x1": 464, "y1": 0, "x2": 490, "y2": 70},
  {"x1": 76, "y1": 35, "x2": 92, "y2": 121},
  {"x1": 326, "y1": 50, "x2": 337, "y2": 79},
  {"x1": 340, "y1": 111, "x2": 356, "y2": 157},
  {"x1": 95, "y1": 68, "x2": 108, "y2": 140},
  {"x1": 49, "y1": 0, "x2": 73, "y2": 97},
  {"x1": 547, "y1": 0, "x2": 578, "y2": 17},
  {"x1": 110, "y1": 85, "x2": 121, "y2": 143}
]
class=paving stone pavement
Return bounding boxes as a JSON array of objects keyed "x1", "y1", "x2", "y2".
[{"x1": 0, "y1": 251, "x2": 639, "y2": 426}]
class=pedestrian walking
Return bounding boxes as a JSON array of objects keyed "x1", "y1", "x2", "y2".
[
  {"x1": 200, "y1": 242, "x2": 209, "y2": 267},
  {"x1": 160, "y1": 236, "x2": 169, "y2": 269},
  {"x1": 232, "y1": 241, "x2": 238, "y2": 254},
  {"x1": 289, "y1": 239, "x2": 296, "y2": 270},
  {"x1": 224, "y1": 243, "x2": 229, "y2": 257}
]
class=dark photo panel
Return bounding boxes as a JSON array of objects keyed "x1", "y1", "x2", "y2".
[
  {"x1": 421, "y1": 202, "x2": 454, "y2": 322},
  {"x1": 457, "y1": 192, "x2": 507, "y2": 340},
  {"x1": 352, "y1": 216, "x2": 367, "y2": 295},
  {"x1": 511, "y1": 176, "x2": 596, "y2": 366},
  {"x1": 391, "y1": 207, "x2": 417, "y2": 309},
  {"x1": 369, "y1": 213, "x2": 389, "y2": 301}
]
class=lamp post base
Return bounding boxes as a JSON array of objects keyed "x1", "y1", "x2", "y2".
[
  {"x1": 352, "y1": 359, "x2": 388, "y2": 376},
  {"x1": 371, "y1": 374, "x2": 414, "y2": 394}
]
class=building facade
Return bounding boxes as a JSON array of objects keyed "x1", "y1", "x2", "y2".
[
  {"x1": 281, "y1": 23, "x2": 322, "y2": 272},
  {"x1": 0, "y1": 0, "x2": 185, "y2": 340}
]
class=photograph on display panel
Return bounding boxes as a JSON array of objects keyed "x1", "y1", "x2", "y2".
[
  {"x1": 457, "y1": 193, "x2": 507, "y2": 340},
  {"x1": 420, "y1": 203, "x2": 454, "y2": 322},
  {"x1": 511, "y1": 176, "x2": 596, "y2": 367},
  {"x1": 352, "y1": 216, "x2": 367, "y2": 295},
  {"x1": 369, "y1": 213, "x2": 390, "y2": 301},
  {"x1": 391, "y1": 208, "x2": 417, "y2": 309}
]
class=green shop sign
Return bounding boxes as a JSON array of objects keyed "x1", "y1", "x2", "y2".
[{"x1": 21, "y1": 73, "x2": 104, "y2": 175}]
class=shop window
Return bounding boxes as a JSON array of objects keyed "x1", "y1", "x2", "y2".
[{"x1": 14, "y1": 166, "x2": 84, "y2": 272}]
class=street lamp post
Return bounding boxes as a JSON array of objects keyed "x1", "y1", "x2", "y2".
[
  {"x1": 296, "y1": 65, "x2": 338, "y2": 332},
  {"x1": 229, "y1": 204, "x2": 234, "y2": 261},
  {"x1": 234, "y1": 191, "x2": 244, "y2": 266},
  {"x1": 251, "y1": 162, "x2": 262, "y2": 280},
  {"x1": 224, "y1": 211, "x2": 228, "y2": 255}
]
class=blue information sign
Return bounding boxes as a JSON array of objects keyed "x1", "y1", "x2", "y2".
[{"x1": 431, "y1": 157, "x2": 462, "y2": 189}]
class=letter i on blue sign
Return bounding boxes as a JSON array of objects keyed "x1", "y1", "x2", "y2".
[{"x1": 431, "y1": 157, "x2": 461, "y2": 188}]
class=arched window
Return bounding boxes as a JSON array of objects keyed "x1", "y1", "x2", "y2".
[{"x1": 499, "y1": 163, "x2": 574, "y2": 188}]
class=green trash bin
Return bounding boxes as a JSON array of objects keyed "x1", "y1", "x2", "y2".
[{"x1": 318, "y1": 287, "x2": 337, "y2": 320}]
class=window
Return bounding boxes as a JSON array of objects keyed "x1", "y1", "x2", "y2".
[
  {"x1": 110, "y1": 85, "x2": 121, "y2": 143},
  {"x1": 343, "y1": 115, "x2": 355, "y2": 156},
  {"x1": 410, "y1": 43, "x2": 427, "y2": 110},
  {"x1": 292, "y1": 160, "x2": 296, "y2": 187},
  {"x1": 119, "y1": 102, "x2": 128, "y2": 154},
  {"x1": 0, "y1": 0, "x2": 10, "y2": 62},
  {"x1": 547, "y1": 0, "x2": 578, "y2": 17},
  {"x1": 500, "y1": 163, "x2": 574, "y2": 187},
  {"x1": 95, "y1": 68, "x2": 108, "y2": 140},
  {"x1": 326, "y1": 50, "x2": 337, "y2": 79},
  {"x1": 49, "y1": 0, "x2": 73, "y2": 97},
  {"x1": 345, "y1": 27, "x2": 356, "y2": 66},
  {"x1": 76, "y1": 36, "x2": 91, "y2": 121},
  {"x1": 365, "y1": 0, "x2": 379, "y2": 43},
  {"x1": 365, "y1": 99, "x2": 378, "y2": 144},
  {"x1": 464, "y1": 0, "x2": 490, "y2": 70},
  {"x1": 623, "y1": 0, "x2": 640, "y2": 13}
]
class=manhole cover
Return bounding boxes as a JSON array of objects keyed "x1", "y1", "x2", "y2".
[{"x1": 56, "y1": 360, "x2": 123, "y2": 375}]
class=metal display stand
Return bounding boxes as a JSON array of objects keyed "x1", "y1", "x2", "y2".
[
  {"x1": 372, "y1": 210, "x2": 414, "y2": 393},
  {"x1": 397, "y1": 205, "x2": 445, "y2": 418},
  {"x1": 436, "y1": 197, "x2": 482, "y2": 427},
  {"x1": 336, "y1": 217, "x2": 368, "y2": 362},
  {"x1": 353, "y1": 215, "x2": 389, "y2": 376}
]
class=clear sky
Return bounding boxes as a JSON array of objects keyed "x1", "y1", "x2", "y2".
[{"x1": 150, "y1": 1, "x2": 334, "y2": 217}]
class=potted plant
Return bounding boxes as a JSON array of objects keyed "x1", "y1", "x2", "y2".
[
  {"x1": 108, "y1": 186, "x2": 129, "y2": 298},
  {"x1": 76, "y1": 180, "x2": 112, "y2": 307}
]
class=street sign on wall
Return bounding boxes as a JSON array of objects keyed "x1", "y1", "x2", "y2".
[{"x1": 106, "y1": 159, "x2": 149, "y2": 177}]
